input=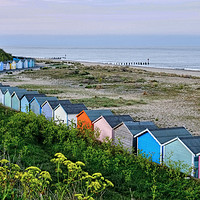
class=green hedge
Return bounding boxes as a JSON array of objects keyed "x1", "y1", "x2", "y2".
[{"x1": 0, "y1": 107, "x2": 200, "y2": 199}]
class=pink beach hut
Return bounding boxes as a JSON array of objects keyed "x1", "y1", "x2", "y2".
[{"x1": 93, "y1": 115, "x2": 134, "y2": 142}]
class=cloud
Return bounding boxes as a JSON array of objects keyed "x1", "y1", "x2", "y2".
[{"x1": 0, "y1": 0, "x2": 200, "y2": 35}]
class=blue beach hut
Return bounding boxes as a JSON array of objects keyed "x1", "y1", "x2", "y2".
[
  {"x1": 114, "y1": 121, "x2": 158, "y2": 152},
  {"x1": 16, "y1": 60, "x2": 24, "y2": 69},
  {"x1": 28, "y1": 59, "x2": 35, "y2": 68},
  {"x1": 41, "y1": 99, "x2": 71, "y2": 120},
  {"x1": 4, "y1": 87, "x2": 24, "y2": 107},
  {"x1": 30, "y1": 96, "x2": 58, "y2": 115},
  {"x1": 134, "y1": 127, "x2": 192, "y2": 164},
  {"x1": 0, "y1": 86, "x2": 11, "y2": 105},
  {"x1": 23, "y1": 59, "x2": 28, "y2": 68},
  {"x1": 163, "y1": 136, "x2": 200, "y2": 178},
  {"x1": 0, "y1": 62, "x2": 3, "y2": 71},
  {"x1": 11, "y1": 90, "x2": 39, "y2": 111},
  {"x1": 20, "y1": 93, "x2": 46, "y2": 113}
]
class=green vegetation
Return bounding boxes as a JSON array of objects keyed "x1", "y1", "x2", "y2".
[
  {"x1": 0, "y1": 49, "x2": 13, "y2": 62},
  {"x1": 18, "y1": 84, "x2": 64, "y2": 94},
  {"x1": 19, "y1": 62, "x2": 199, "y2": 100},
  {"x1": 0, "y1": 153, "x2": 113, "y2": 200},
  {"x1": 71, "y1": 96, "x2": 146, "y2": 108},
  {"x1": 0, "y1": 105, "x2": 200, "y2": 199}
]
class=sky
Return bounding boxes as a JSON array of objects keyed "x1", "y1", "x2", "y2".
[
  {"x1": 1, "y1": 0, "x2": 200, "y2": 35},
  {"x1": 0, "y1": 0, "x2": 200, "y2": 47}
]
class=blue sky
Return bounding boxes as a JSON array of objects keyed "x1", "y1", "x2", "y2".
[{"x1": 1, "y1": 0, "x2": 200, "y2": 35}]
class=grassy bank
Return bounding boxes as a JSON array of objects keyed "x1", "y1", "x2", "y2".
[
  {"x1": 0, "y1": 48, "x2": 13, "y2": 62},
  {"x1": 0, "y1": 105, "x2": 200, "y2": 199}
]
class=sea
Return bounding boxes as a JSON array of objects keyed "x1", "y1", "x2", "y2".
[{"x1": 2, "y1": 46, "x2": 200, "y2": 71}]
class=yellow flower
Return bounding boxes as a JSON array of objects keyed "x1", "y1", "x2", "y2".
[
  {"x1": 76, "y1": 161, "x2": 85, "y2": 167},
  {"x1": 26, "y1": 166, "x2": 41, "y2": 173},
  {"x1": 92, "y1": 173, "x2": 102, "y2": 177},
  {"x1": 105, "y1": 179, "x2": 114, "y2": 187},
  {"x1": 0, "y1": 159, "x2": 9, "y2": 164}
]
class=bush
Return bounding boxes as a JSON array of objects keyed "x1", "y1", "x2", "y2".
[
  {"x1": 0, "y1": 109, "x2": 200, "y2": 199},
  {"x1": 0, "y1": 153, "x2": 113, "y2": 200}
]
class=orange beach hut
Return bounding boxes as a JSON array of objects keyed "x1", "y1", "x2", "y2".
[{"x1": 76, "y1": 109, "x2": 113, "y2": 130}]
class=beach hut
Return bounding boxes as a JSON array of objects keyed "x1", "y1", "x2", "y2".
[
  {"x1": 11, "y1": 90, "x2": 39, "y2": 111},
  {"x1": 93, "y1": 115, "x2": 134, "y2": 142},
  {"x1": 28, "y1": 58, "x2": 35, "y2": 68},
  {"x1": 4, "y1": 87, "x2": 23, "y2": 107},
  {"x1": 30, "y1": 96, "x2": 58, "y2": 115},
  {"x1": 20, "y1": 93, "x2": 46, "y2": 113},
  {"x1": 6, "y1": 61, "x2": 11, "y2": 70},
  {"x1": 41, "y1": 99, "x2": 71, "y2": 120},
  {"x1": 114, "y1": 121, "x2": 158, "y2": 152},
  {"x1": 76, "y1": 109, "x2": 113, "y2": 130},
  {"x1": 11, "y1": 61, "x2": 17, "y2": 70},
  {"x1": 163, "y1": 136, "x2": 200, "y2": 177},
  {"x1": 23, "y1": 59, "x2": 28, "y2": 68},
  {"x1": 32, "y1": 59, "x2": 35, "y2": 67},
  {"x1": 134, "y1": 127, "x2": 192, "y2": 164},
  {"x1": 16, "y1": 60, "x2": 24, "y2": 69},
  {"x1": 0, "y1": 62, "x2": 3, "y2": 71},
  {"x1": 0, "y1": 86, "x2": 10, "y2": 104},
  {"x1": 3, "y1": 62, "x2": 7, "y2": 70},
  {"x1": 54, "y1": 103, "x2": 87, "y2": 126}
]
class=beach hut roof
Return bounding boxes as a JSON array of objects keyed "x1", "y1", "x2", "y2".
[
  {"x1": 32, "y1": 96, "x2": 58, "y2": 106},
  {"x1": 0, "y1": 86, "x2": 12, "y2": 93},
  {"x1": 150, "y1": 127, "x2": 192, "y2": 144},
  {"x1": 10, "y1": 89, "x2": 27, "y2": 96},
  {"x1": 121, "y1": 121, "x2": 158, "y2": 135},
  {"x1": 45, "y1": 100, "x2": 71, "y2": 110},
  {"x1": 84, "y1": 109, "x2": 113, "y2": 122},
  {"x1": 61, "y1": 103, "x2": 87, "y2": 114},
  {"x1": 21, "y1": 93, "x2": 46, "y2": 101},
  {"x1": 12, "y1": 90, "x2": 39, "y2": 99},
  {"x1": 178, "y1": 136, "x2": 200, "y2": 155},
  {"x1": 102, "y1": 115, "x2": 134, "y2": 128},
  {"x1": 4, "y1": 87, "x2": 21, "y2": 94}
]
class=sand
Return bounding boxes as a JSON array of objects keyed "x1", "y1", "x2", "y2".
[{"x1": 0, "y1": 60, "x2": 200, "y2": 135}]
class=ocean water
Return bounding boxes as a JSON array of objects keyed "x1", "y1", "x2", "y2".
[{"x1": 2, "y1": 46, "x2": 200, "y2": 70}]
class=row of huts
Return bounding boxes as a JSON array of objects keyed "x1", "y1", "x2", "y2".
[
  {"x1": 0, "y1": 83, "x2": 200, "y2": 179},
  {"x1": 0, "y1": 58, "x2": 35, "y2": 71}
]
